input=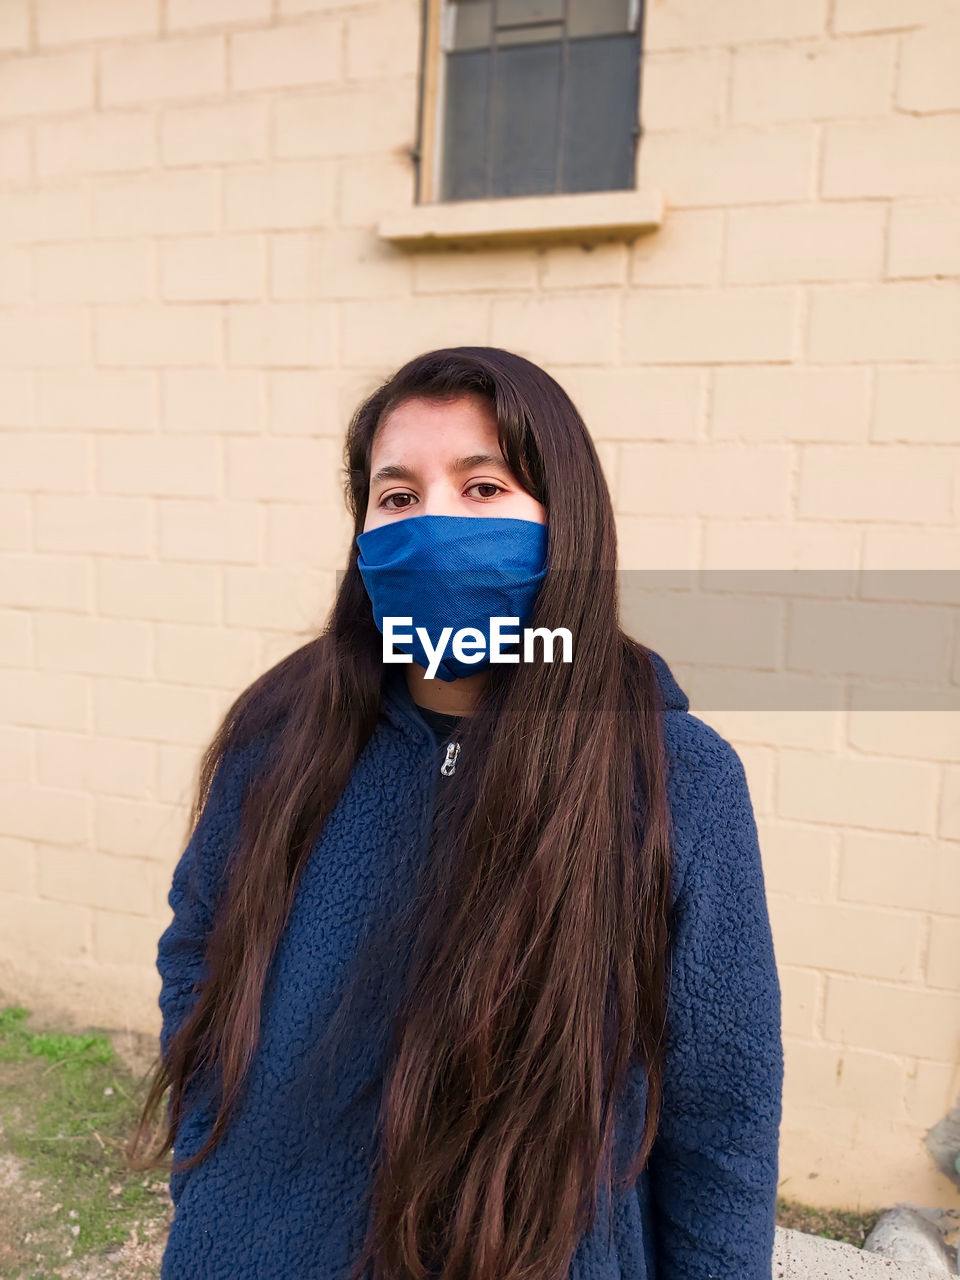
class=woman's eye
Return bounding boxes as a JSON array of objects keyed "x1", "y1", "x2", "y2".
[
  {"x1": 468, "y1": 482, "x2": 503, "y2": 499},
  {"x1": 381, "y1": 492, "x2": 417, "y2": 510}
]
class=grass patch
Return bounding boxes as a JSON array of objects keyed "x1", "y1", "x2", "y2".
[
  {"x1": 776, "y1": 1194, "x2": 885, "y2": 1246},
  {"x1": 0, "y1": 1003, "x2": 171, "y2": 1279}
]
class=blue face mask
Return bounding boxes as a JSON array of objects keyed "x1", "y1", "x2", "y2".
[{"x1": 355, "y1": 514, "x2": 549, "y2": 682}]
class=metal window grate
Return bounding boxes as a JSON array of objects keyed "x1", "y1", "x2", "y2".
[{"x1": 438, "y1": 0, "x2": 644, "y2": 201}]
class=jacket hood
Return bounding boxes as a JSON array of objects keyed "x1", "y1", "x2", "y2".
[{"x1": 381, "y1": 646, "x2": 689, "y2": 728}]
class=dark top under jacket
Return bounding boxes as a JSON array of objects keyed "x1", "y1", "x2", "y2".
[{"x1": 157, "y1": 649, "x2": 784, "y2": 1280}]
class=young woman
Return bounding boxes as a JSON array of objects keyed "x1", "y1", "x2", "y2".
[{"x1": 129, "y1": 346, "x2": 783, "y2": 1280}]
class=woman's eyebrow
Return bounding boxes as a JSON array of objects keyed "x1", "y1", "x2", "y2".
[{"x1": 370, "y1": 454, "x2": 508, "y2": 485}]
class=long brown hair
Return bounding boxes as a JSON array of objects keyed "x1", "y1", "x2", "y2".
[{"x1": 128, "y1": 346, "x2": 676, "y2": 1280}]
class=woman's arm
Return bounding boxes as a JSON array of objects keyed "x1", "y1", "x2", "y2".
[
  {"x1": 157, "y1": 743, "x2": 253, "y2": 1065},
  {"x1": 648, "y1": 746, "x2": 784, "y2": 1280}
]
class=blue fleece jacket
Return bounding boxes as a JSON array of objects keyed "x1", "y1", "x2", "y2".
[{"x1": 156, "y1": 650, "x2": 783, "y2": 1280}]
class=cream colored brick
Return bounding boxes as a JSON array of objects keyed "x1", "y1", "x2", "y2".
[
  {"x1": 162, "y1": 235, "x2": 263, "y2": 302},
  {"x1": 825, "y1": 973, "x2": 959, "y2": 1060},
  {"x1": 345, "y1": 6, "x2": 420, "y2": 79},
  {"x1": 703, "y1": 520, "x2": 859, "y2": 572},
  {"x1": 770, "y1": 897, "x2": 922, "y2": 981},
  {"x1": 840, "y1": 831, "x2": 960, "y2": 915},
  {"x1": 413, "y1": 243, "x2": 539, "y2": 295},
  {"x1": 224, "y1": 162, "x2": 337, "y2": 231},
  {"x1": 898, "y1": 28, "x2": 960, "y2": 111},
  {"x1": 616, "y1": 517, "x2": 700, "y2": 571},
  {"x1": 624, "y1": 288, "x2": 797, "y2": 364},
  {"x1": 873, "y1": 369, "x2": 960, "y2": 444},
  {"x1": 0, "y1": 723, "x2": 31, "y2": 783},
  {"x1": 640, "y1": 49, "x2": 728, "y2": 132},
  {"x1": 265, "y1": 503, "x2": 354, "y2": 571},
  {"x1": 268, "y1": 369, "x2": 341, "y2": 437},
  {"x1": 37, "y1": 370, "x2": 156, "y2": 432},
  {"x1": 925, "y1": 917, "x2": 960, "y2": 989},
  {"x1": 97, "y1": 433, "x2": 218, "y2": 498},
  {"x1": 154, "y1": 622, "x2": 262, "y2": 689},
  {"x1": 833, "y1": 0, "x2": 954, "y2": 34},
  {"x1": 905, "y1": 1057, "x2": 958, "y2": 1127},
  {"x1": 0, "y1": 1, "x2": 29, "y2": 52},
  {"x1": 0, "y1": 431, "x2": 88, "y2": 492},
  {"x1": 1, "y1": 781, "x2": 90, "y2": 843},
  {"x1": 0, "y1": 183, "x2": 90, "y2": 244},
  {"x1": 0, "y1": 837, "x2": 36, "y2": 895},
  {"x1": 96, "y1": 793, "x2": 190, "y2": 861},
  {"x1": 34, "y1": 240, "x2": 154, "y2": 304},
  {"x1": 94, "y1": 677, "x2": 221, "y2": 747},
  {"x1": 780, "y1": 965, "x2": 820, "y2": 1037},
  {"x1": 161, "y1": 100, "x2": 268, "y2": 166},
  {"x1": 629, "y1": 209, "x2": 723, "y2": 287},
  {"x1": 619, "y1": 441, "x2": 791, "y2": 517},
  {"x1": 39, "y1": 846, "x2": 154, "y2": 916},
  {"x1": 620, "y1": 587, "x2": 780, "y2": 673},
  {"x1": 0, "y1": 372, "x2": 33, "y2": 428},
  {"x1": 756, "y1": 820, "x2": 834, "y2": 897},
  {"x1": 941, "y1": 768, "x2": 960, "y2": 840},
  {"x1": 163, "y1": 369, "x2": 265, "y2": 434},
  {"x1": 861, "y1": 531, "x2": 960, "y2": 603},
  {"x1": 37, "y1": 731, "x2": 157, "y2": 799},
  {"x1": 0, "y1": 248, "x2": 29, "y2": 305},
  {"x1": 35, "y1": 611, "x2": 150, "y2": 676},
  {"x1": 645, "y1": 0, "x2": 826, "y2": 48},
  {"x1": 92, "y1": 170, "x2": 220, "y2": 237},
  {"x1": 888, "y1": 203, "x2": 960, "y2": 279},
  {"x1": 35, "y1": 497, "x2": 151, "y2": 558},
  {"x1": 0, "y1": 310, "x2": 92, "y2": 367},
  {"x1": 167, "y1": 0, "x2": 272, "y2": 30},
  {"x1": 0, "y1": 50, "x2": 94, "y2": 117},
  {"x1": 0, "y1": 123, "x2": 29, "y2": 182},
  {"x1": 0, "y1": 892, "x2": 90, "y2": 961},
  {"x1": 848, "y1": 704, "x2": 960, "y2": 763},
  {"x1": 94, "y1": 909, "x2": 169, "y2": 966},
  {"x1": 0, "y1": 669, "x2": 88, "y2": 732},
  {"x1": 224, "y1": 564, "x2": 335, "y2": 631},
  {"x1": 0, "y1": 556, "x2": 87, "y2": 612},
  {"x1": 797, "y1": 445, "x2": 955, "y2": 523},
  {"x1": 790, "y1": 594, "x2": 951, "y2": 685},
  {"x1": 225, "y1": 435, "x2": 342, "y2": 503},
  {"x1": 229, "y1": 20, "x2": 342, "y2": 91},
  {"x1": 726, "y1": 204, "x2": 885, "y2": 284},
  {"x1": 273, "y1": 82, "x2": 416, "y2": 159},
  {"x1": 96, "y1": 559, "x2": 220, "y2": 623},
  {"x1": 271, "y1": 228, "x2": 413, "y2": 300},
  {"x1": 546, "y1": 366, "x2": 703, "y2": 442},
  {"x1": 36, "y1": 0, "x2": 158, "y2": 45},
  {"x1": 101, "y1": 36, "x2": 225, "y2": 107},
  {"x1": 823, "y1": 116, "x2": 960, "y2": 199},
  {"x1": 637, "y1": 126, "x2": 815, "y2": 207},
  {"x1": 0, "y1": 496, "x2": 31, "y2": 554},
  {"x1": 777, "y1": 748, "x2": 936, "y2": 834},
  {"x1": 490, "y1": 294, "x2": 617, "y2": 366},
  {"x1": 37, "y1": 111, "x2": 157, "y2": 179},
  {"x1": 808, "y1": 283, "x2": 960, "y2": 362},
  {"x1": 280, "y1": 0, "x2": 376, "y2": 10},
  {"x1": 338, "y1": 153, "x2": 415, "y2": 227},
  {"x1": 96, "y1": 304, "x2": 222, "y2": 368},
  {"x1": 158, "y1": 499, "x2": 260, "y2": 562},
  {"x1": 712, "y1": 365, "x2": 870, "y2": 441},
  {"x1": 785, "y1": 1040, "x2": 906, "y2": 1115},
  {"x1": 539, "y1": 241, "x2": 627, "y2": 291},
  {"x1": 731, "y1": 38, "x2": 893, "y2": 124},
  {"x1": 226, "y1": 301, "x2": 337, "y2": 367}
]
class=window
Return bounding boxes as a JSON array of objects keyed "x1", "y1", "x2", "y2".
[{"x1": 419, "y1": 0, "x2": 645, "y2": 204}]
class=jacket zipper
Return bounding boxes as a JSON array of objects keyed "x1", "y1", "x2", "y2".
[{"x1": 440, "y1": 740, "x2": 460, "y2": 777}]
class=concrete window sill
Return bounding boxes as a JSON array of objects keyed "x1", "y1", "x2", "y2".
[{"x1": 377, "y1": 189, "x2": 664, "y2": 249}]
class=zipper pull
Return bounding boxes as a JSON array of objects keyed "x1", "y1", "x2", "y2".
[{"x1": 440, "y1": 740, "x2": 460, "y2": 777}]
